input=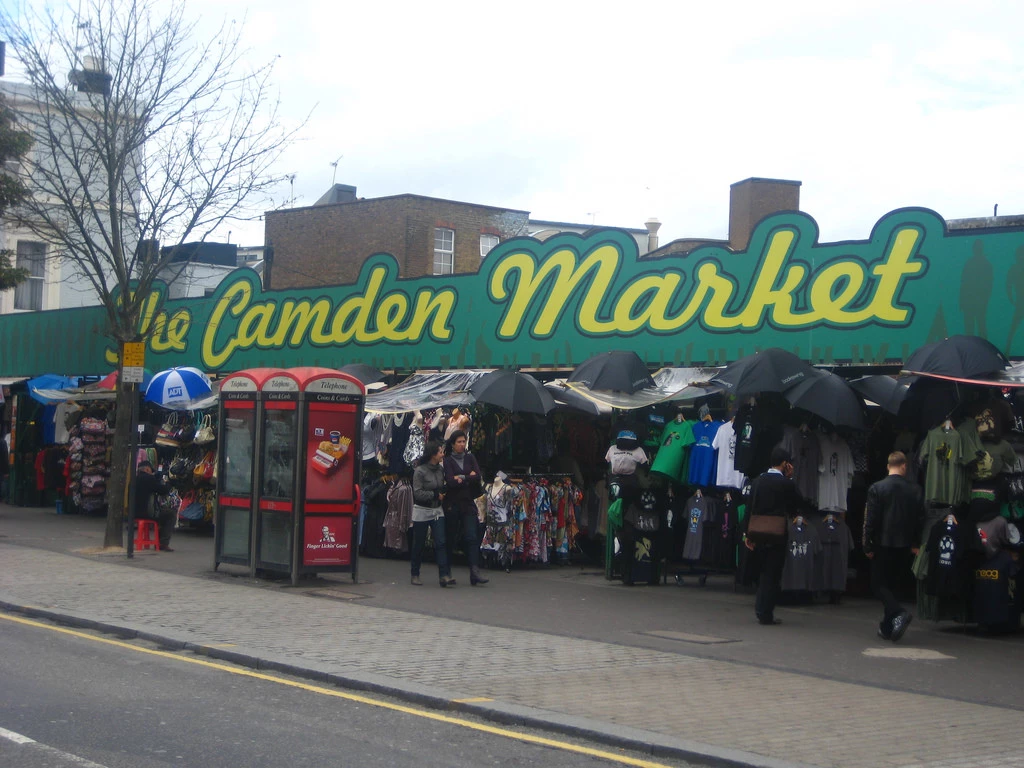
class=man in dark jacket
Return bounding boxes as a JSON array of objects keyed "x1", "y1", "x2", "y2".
[
  {"x1": 134, "y1": 461, "x2": 175, "y2": 552},
  {"x1": 744, "y1": 446, "x2": 803, "y2": 625},
  {"x1": 863, "y1": 451, "x2": 925, "y2": 642}
]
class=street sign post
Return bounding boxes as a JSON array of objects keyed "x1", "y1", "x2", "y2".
[{"x1": 122, "y1": 342, "x2": 146, "y2": 384}]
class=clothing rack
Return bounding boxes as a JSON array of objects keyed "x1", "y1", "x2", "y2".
[{"x1": 672, "y1": 487, "x2": 738, "y2": 588}]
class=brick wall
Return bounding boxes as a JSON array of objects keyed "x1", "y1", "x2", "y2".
[
  {"x1": 266, "y1": 195, "x2": 529, "y2": 289},
  {"x1": 728, "y1": 178, "x2": 801, "y2": 251}
]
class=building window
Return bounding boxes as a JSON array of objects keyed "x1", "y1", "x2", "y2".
[
  {"x1": 433, "y1": 227, "x2": 454, "y2": 275},
  {"x1": 480, "y1": 233, "x2": 499, "y2": 259},
  {"x1": 14, "y1": 241, "x2": 46, "y2": 311}
]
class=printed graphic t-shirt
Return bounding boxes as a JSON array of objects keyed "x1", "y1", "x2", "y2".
[
  {"x1": 649, "y1": 420, "x2": 695, "y2": 481},
  {"x1": 918, "y1": 426, "x2": 967, "y2": 506},
  {"x1": 817, "y1": 433, "x2": 854, "y2": 512},
  {"x1": 780, "y1": 425, "x2": 821, "y2": 505},
  {"x1": 605, "y1": 445, "x2": 648, "y2": 476},
  {"x1": 712, "y1": 421, "x2": 746, "y2": 489},
  {"x1": 687, "y1": 420, "x2": 723, "y2": 487},
  {"x1": 816, "y1": 516, "x2": 854, "y2": 592},
  {"x1": 781, "y1": 522, "x2": 822, "y2": 591},
  {"x1": 681, "y1": 493, "x2": 710, "y2": 561}
]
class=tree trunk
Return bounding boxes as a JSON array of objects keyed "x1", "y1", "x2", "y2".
[{"x1": 104, "y1": 377, "x2": 135, "y2": 548}]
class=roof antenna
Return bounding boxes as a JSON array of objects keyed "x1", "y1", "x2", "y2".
[{"x1": 330, "y1": 155, "x2": 344, "y2": 186}]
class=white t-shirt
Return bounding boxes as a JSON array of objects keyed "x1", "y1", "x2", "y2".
[
  {"x1": 711, "y1": 420, "x2": 746, "y2": 489},
  {"x1": 817, "y1": 432, "x2": 854, "y2": 512},
  {"x1": 605, "y1": 445, "x2": 648, "y2": 475}
]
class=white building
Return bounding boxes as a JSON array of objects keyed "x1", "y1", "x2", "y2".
[{"x1": 0, "y1": 78, "x2": 124, "y2": 314}]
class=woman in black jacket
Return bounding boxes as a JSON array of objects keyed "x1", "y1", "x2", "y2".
[
  {"x1": 411, "y1": 440, "x2": 454, "y2": 587},
  {"x1": 443, "y1": 430, "x2": 488, "y2": 586}
]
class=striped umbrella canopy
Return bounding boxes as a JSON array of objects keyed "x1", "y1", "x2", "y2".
[{"x1": 145, "y1": 367, "x2": 212, "y2": 407}]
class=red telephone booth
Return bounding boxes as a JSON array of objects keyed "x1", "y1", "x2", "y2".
[
  {"x1": 214, "y1": 368, "x2": 284, "y2": 572},
  {"x1": 293, "y1": 368, "x2": 365, "y2": 585},
  {"x1": 215, "y1": 367, "x2": 364, "y2": 583}
]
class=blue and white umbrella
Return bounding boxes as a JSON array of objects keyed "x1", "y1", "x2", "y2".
[{"x1": 145, "y1": 367, "x2": 212, "y2": 407}]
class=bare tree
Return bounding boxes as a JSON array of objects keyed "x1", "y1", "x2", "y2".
[
  {"x1": 0, "y1": 0, "x2": 301, "y2": 547},
  {"x1": 0, "y1": 94, "x2": 33, "y2": 290}
]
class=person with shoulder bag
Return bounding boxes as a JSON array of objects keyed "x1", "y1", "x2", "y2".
[{"x1": 743, "y1": 446, "x2": 803, "y2": 625}]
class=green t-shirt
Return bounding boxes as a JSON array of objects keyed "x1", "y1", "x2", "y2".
[
  {"x1": 918, "y1": 426, "x2": 968, "y2": 505},
  {"x1": 650, "y1": 420, "x2": 695, "y2": 482}
]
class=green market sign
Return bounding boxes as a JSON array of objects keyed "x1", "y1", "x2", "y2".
[{"x1": 2, "y1": 207, "x2": 1022, "y2": 376}]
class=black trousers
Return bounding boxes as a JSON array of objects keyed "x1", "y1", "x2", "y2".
[
  {"x1": 444, "y1": 505, "x2": 481, "y2": 570},
  {"x1": 871, "y1": 547, "x2": 909, "y2": 630},
  {"x1": 754, "y1": 543, "x2": 786, "y2": 620}
]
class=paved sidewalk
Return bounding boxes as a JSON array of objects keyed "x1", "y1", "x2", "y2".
[{"x1": 1, "y1": 523, "x2": 1023, "y2": 768}]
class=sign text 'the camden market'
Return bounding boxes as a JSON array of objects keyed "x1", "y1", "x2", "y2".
[{"x1": 3, "y1": 207, "x2": 1024, "y2": 376}]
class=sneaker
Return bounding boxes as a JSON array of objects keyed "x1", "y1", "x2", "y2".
[
  {"x1": 890, "y1": 612, "x2": 912, "y2": 643},
  {"x1": 411, "y1": 575, "x2": 422, "y2": 586}
]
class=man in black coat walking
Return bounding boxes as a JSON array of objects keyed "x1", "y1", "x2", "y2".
[
  {"x1": 863, "y1": 451, "x2": 925, "y2": 642},
  {"x1": 744, "y1": 446, "x2": 803, "y2": 625}
]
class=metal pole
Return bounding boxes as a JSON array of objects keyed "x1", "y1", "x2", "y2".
[{"x1": 125, "y1": 382, "x2": 140, "y2": 558}]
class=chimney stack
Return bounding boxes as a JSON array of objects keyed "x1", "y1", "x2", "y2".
[
  {"x1": 728, "y1": 178, "x2": 801, "y2": 251},
  {"x1": 644, "y1": 218, "x2": 661, "y2": 254}
]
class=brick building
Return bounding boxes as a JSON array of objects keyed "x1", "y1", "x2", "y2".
[
  {"x1": 646, "y1": 177, "x2": 802, "y2": 258},
  {"x1": 265, "y1": 185, "x2": 531, "y2": 289}
]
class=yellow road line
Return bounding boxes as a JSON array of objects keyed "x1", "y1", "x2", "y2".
[{"x1": 0, "y1": 612, "x2": 675, "y2": 768}]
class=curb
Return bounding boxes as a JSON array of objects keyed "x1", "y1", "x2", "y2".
[{"x1": 0, "y1": 599, "x2": 819, "y2": 768}]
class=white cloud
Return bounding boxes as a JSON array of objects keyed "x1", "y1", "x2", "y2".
[{"x1": 21, "y1": 0, "x2": 1024, "y2": 249}]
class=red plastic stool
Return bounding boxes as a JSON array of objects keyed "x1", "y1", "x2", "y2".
[{"x1": 134, "y1": 519, "x2": 160, "y2": 551}]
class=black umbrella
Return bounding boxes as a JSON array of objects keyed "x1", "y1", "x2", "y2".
[
  {"x1": 903, "y1": 335, "x2": 1009, "y2": 379},
  {"x1": 709, "y1": 348, "x2": 817, "y2": 396},
  {"x1": 848, "y1": 375, "x2": 912, "y2": 415},
  {"x1": 338, "y1": 363, "x2": 387, "y2": 385},
  {"x1": 470, "y1": 370, "x2": 556, "y2": 415},
  {"x1": 900, "y1": 376, "x2": 962, "y2": 430},
  {"x1": 783, "y1": 370, "x2": 866, "y2": 429},
  {"x1": 567, "y1": 351, "x2": 655, "y2": 393}
]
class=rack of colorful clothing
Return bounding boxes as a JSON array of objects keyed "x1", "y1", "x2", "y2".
[{"x1": 480, "y1": 472, "x2": 582, "y2": 572}]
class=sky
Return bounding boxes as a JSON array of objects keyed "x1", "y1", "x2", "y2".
[{"x1": 16, "y1": 0, "x2": 1024, "y2": 250}]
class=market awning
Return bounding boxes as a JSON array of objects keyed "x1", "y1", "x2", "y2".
[
  {"x1": 364, "y1": 370, "x2": 489, "y2": 414},
  {"x1": 31, "y1": 387, "x2": 119, "y2": 403},
  {"x1": 563, "y1": 367, "x2": 722, "y2": 410},
  {"x1": 545, "y1": 380, "x2": 612, "y2": 417},
  {"x1": 902, "y1": 362, "x2": 1024, "y2": 388}
]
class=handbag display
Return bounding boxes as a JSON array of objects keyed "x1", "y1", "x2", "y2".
[
  {"x1": 194, "y1": 414, "x2": 216, "y2": 445},
  {"x1": 156, "y1": 413, "x2": 181, "y2": 447}
]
